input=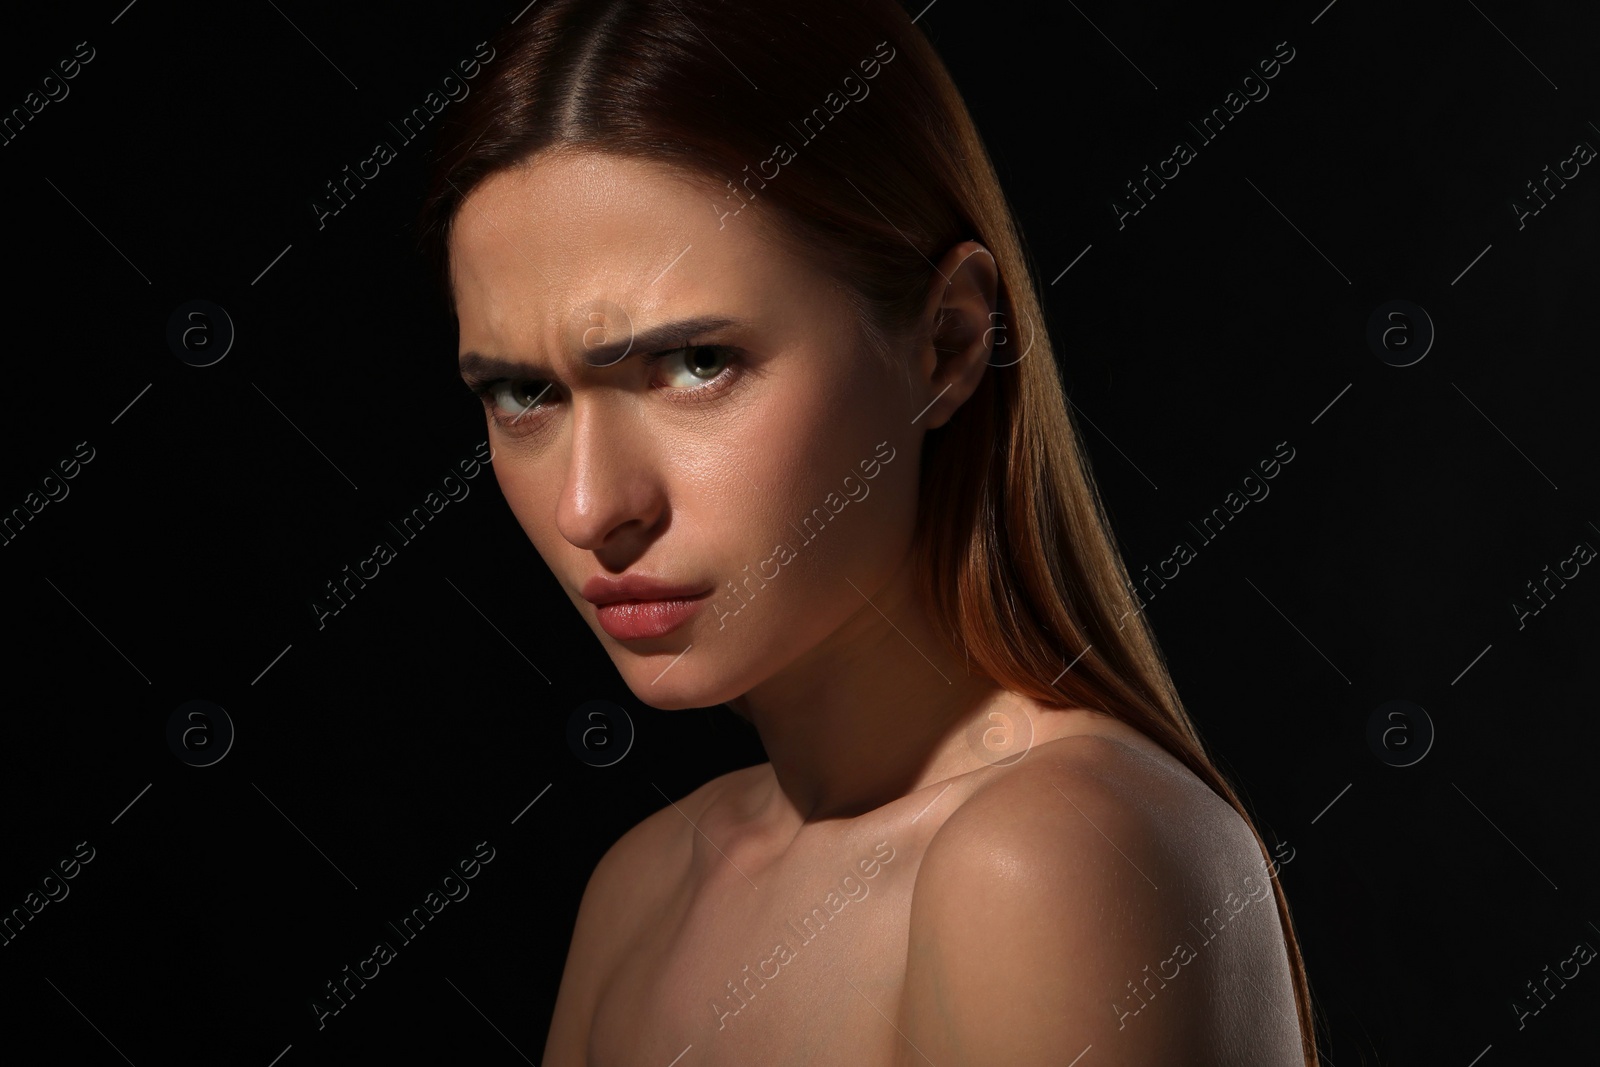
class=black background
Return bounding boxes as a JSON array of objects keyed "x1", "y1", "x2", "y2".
[{"x1": 2, "y1": 1, "x2": 1595, "y2": 1064}]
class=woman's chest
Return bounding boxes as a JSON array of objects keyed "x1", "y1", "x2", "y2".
[{"x1": 589, "y1": 835, "x2": 922, "y2": 1067}]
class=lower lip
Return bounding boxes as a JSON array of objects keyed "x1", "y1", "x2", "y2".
[{"x1": 594, "y1": 596, "x2": 708, "y2": 640}]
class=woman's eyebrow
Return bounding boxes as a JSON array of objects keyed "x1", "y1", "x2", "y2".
[{"x1": 458, "y1": 314, "x2": 744, "y2": 381}]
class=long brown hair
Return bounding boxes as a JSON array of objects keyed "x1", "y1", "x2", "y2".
[{"x1": 416, "y1": 1, "x2": 1319, "y2": 1060}]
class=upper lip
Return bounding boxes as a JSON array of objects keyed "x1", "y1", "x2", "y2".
[{"x1": 580, "y1": 574, "x2": 712, "y2": 605}]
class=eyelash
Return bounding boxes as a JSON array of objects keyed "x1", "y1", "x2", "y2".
[{"x1": 468, "y1": 342, "x2": 742, "y2": 435}]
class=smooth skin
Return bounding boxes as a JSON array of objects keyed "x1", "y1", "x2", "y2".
[{"x1": 449, "y1": 149, "x2": 1305, "y2": 1066}]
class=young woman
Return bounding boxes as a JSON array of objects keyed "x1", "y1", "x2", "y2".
[{"x1": 418, "y1": 1, "x2": 1319, "y2": 1063}]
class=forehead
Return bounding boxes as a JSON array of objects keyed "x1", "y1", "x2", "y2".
[{"x1": 448, "y1": 150, "x2": 843, "y2": 352}]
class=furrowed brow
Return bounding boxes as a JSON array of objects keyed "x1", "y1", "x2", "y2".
[{"x1": 458, "y1": 314, "x2": 743, "y2": 384}]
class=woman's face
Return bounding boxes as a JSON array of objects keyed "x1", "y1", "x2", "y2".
[{"x1": 449, "y1": 149, "x2": 930, "y2": 708}]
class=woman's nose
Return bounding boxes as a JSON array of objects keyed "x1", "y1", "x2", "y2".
[{"x1": 553, "y1": 396, "x2": 665, "y2": 554}]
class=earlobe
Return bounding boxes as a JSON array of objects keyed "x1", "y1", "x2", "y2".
[{"x1": 917, "y1": 241, "x2": 999, "y2": 429}]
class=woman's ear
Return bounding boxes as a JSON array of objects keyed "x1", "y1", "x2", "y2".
[{"x1": 913, "y1": 241, "x2": 999, "y2": 430}]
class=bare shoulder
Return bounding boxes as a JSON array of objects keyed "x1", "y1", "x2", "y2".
[
  {"x1": 895, "y1": 728, "x2": 1304, "y2": 1067},
  {"x1": 933, "y1": 729, "x2": 1255, "y2": 880},
  {"x1": 540, "y1": 763, "x2": 765, "y2": 1066},
  {"x1": 914, "y1": 730, "x2": 1261, "y2": 936}
]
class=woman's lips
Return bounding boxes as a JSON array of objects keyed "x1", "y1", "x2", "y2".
[{"x1": 594, "y1": 595, "x2": 709, "y2": 640}]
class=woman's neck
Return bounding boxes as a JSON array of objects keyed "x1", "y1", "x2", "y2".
[{"x1": 722, "y1": 554, "x2": 1013, "y2": 826}]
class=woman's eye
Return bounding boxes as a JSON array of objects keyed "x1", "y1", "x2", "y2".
[
  {"x1": 654, "y1": 344, "x2": 734, "y2": 388},
  {"x1": 487, "y1": 379, "x2": 554, "y2": 422},
  {"x1": 476, "y1": 344, "x2": 737, "y2": 430}
]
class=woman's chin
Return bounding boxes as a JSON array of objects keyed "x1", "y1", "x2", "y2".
[
  {"x1": 624, "y1": 688, "x2": 718, "y2": 712},
  {"x1": 611, "y1": 662, "x2": 729, "y2": 711}
]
